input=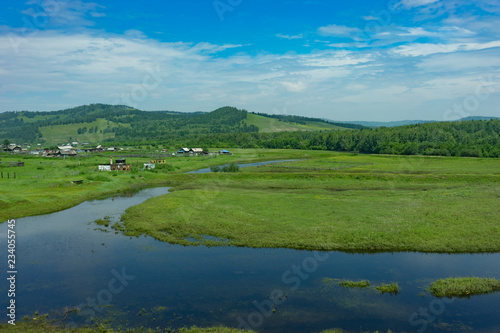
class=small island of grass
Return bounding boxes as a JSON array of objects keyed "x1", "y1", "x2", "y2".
[
  {"x1": 429, "y1": 277, "x2": 500, "y2": 297},
  {"x1": 375, "y1": 282, "x2": 400, "y2": 295},
  {"x1": 338, "y1": 280, "x2": 370, "y2": 289}
]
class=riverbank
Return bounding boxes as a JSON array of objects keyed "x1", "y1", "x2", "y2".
[
  {"x1": 120, "y1": 154, "x2": 500, "y2": 253},
  {"x1": 0, "y1": 320, "x2": 393, "y2": 333},
  {"x1": 2, "y1": 150, "x2": 499, "y2": 253},
  {"x1": 0, "y1": 149, "x2": 322, "y2": 222}
]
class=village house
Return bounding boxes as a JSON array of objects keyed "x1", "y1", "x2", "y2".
[
  {"x1": 189, "y1": 148, "x2": 204, "y2": 155},
  {"x1": 177, "y1": 148, "x2": 190, "y2": 154},
  {"x1": 4, "y1": 144, "x2": 22, "y2": 152},
  {"x1": 150, "y1": 159, "x2": 166, "y2": 164},
  {"x1": 98, "y1": 157, "x2": 131, "y2": 171}
]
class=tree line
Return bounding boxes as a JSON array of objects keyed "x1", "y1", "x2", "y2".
[{"x1": 115, "y1": 119, "x2": 500, "y2": 158}]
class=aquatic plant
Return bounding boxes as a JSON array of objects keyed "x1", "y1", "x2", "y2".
[
  {"x1": 430, "y1": 277, "x2": 500, "y2": 297},
  {"x1": 376, "y1": 282, "x2": 400, "y2": 295},
  {"x1": 338, "y1": 280, "x2": 370, "y2": 289}
]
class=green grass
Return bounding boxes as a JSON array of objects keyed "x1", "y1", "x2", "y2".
[
  {"x1": 375, "y1": 283, "x2": 400, "y2": 295},
  {"x1": 3, "y1": 150, "x2": 500, "y2": 253},
  {"x1": 429, "y1": 277, "x2": 500, "y2": 297},
  {"x1": 0, "y1": 149, "x2": 326, "y2": 221},
  {"x1": 324, "y1": 278, "x2": 399, "y2": 295},
  {"x1": 0, "y1": 323, "x2": 255, "y2": 333},
  {"x1": 95, "y1": 216, "x2": 111, "y2": 227},
  {"x1": 120, "y1": 154, "x2": 500, "y2": 252},
  {"x1": 38, "y1": 118, "x2": 131, "y2": 144},
  {"x1": 245, "y1": 113, "x2": 345, "y2": 132},
  {"x1": 338, "y1": 280, "x2": 371, "y2": 289}
]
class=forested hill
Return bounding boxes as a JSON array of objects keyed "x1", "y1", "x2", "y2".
[
  {"x1": 149, "y1": 119, "x2": 500, "y2": 158},
  {"x1": 0, "y1": 104, "x2": 348, "y2": 144}
]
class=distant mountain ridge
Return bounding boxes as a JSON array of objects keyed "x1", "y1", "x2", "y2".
[
  {"x1": 0, "y1": 104, "x2": 352, "y2": 144},
  {"x1": 342, "y1": 116, "x2": 500, "y2": 128}
]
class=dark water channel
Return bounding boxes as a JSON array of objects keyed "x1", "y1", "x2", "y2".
[{"x1": 1, "y1": 161, "x2": 499, "y2": 332}]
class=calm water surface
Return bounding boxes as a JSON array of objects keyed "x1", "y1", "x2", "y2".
[{"x1": 1, "y1": 166, "x2": 499, "y2": 332}]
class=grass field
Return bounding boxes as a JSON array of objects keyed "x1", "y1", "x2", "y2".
[
  {"x1": 245, "y1": 113, "x2": 345, "y2": 132},
  {"x1": 0, "y1": 149, "x2": 322, "y2": 221},
  {"x1": 38, "y1": 118, "x2": 131, "y2": 144},
  {"x1": 2, "y1": 150, "x2": 500, "y2": 253},
  {"x1": 120, "y1": 153, "x2": 500, "y2": 253}
]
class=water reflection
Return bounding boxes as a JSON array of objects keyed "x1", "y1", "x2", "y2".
[{"x1": 0, "y1": 188, "x2": 499, "y2": 332}]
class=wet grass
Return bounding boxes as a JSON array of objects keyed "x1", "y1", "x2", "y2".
[
  {"x1": 338, "y1": 280, "x2": 371, "y2": 289},
  {"x1": 375, "y1": 283, "x2": 400, "y2": 295},
  {"x1": 95, "y1": 216, "x2": 111, "y2": 227},
  {"x1": 323, "y1": 278, "x2": 399, "y2": 295},
  {"x1": 121, "y1": 154, "x2": 500, "y2": 252},
  {"x1": 429, "y1": 277, "x2": 500, "y2": 297},
  {"x1": 0, "y1": 323, "x2": 255, "y2": 333}
]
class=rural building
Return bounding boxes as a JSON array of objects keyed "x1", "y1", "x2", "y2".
[
  {"x1": 98, "y1": 165, "x2": 111, "y2": 171},
  {"x1": 219, "y1": 150, "x2": 232, "y2": 155},
  {"x1": 190, "y1": 148, "x2": 203, "y2": 154},
  {"x1": 177, "y1": 148, "x2": 190, "y2": 154},
  {"x1": 143, "y1": 163, "x2": 155, "y2": 170},
  {"x1": 60, "y1": 149, "x2": 77, "y2": 157},
  {"x1": 150, "y1": 159, "x2": 166, "y2": 164},
  {"x1": 98, "y1": 157, "x2": 131, "y2": 171},
  {"x1": 44, "y1": 150, "x2": 61, "y2": 157},
  {"x1": 4, "y1": 145, "x2": 22, "y2": 152}
]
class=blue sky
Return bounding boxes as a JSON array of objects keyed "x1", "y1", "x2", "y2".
[{"x1": 0, "y1": 0, "x2": 499, "y2": 121}]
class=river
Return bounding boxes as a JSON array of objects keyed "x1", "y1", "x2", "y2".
[{"x1": 1, "y1": 162, "x2": 499, "y2": 332}]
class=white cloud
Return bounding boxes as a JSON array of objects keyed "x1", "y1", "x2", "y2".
[
  {"x1": 0, "y1": 26, "x2": 499, "y2": 121},
  {"x1": 398, "y1": 27, "x2": 438, "y2": 37},
  {"x1": 21, "y1": 0, "x2": 105, "y2": 28},
  {"x1": 397, "y1": 0, "x2": 440, "y2": 9},
  {"x1": 393, "y1": 41, "x2": 500, "y2": 57},
  {"x1": 281, "y1": 81, "x2": 308, "y2": 92},
  {"x1": 276, "y1": 33, "x2": 304, "y2": 40},
  {"x1": 318, "y1": 24, "x2": 361, "y2": 37}
]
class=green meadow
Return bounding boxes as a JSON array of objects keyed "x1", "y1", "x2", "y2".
[
  {"x1": 0, "y1": 149, "x2": 319, "y2": 221},
  {"x1": 120, "y1": 153, "x2": 500, "y2": 253},
  {"x1": 2, "y1": 149, "x2": 500, "y2": 253},
  {"x1": 245, "y1": 113, "x2": 346, "y2": 132}
]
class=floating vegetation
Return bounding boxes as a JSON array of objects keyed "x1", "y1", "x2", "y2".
[
  {"x1": 429, "y1": 277, "x2": 500, "y2": 298},
  {"x1": 376, "y1": 282, "x2": 400, "y2": 295},
  {"x1": 95, "y1": 216, "x2": 111, "y2": 227},
  {"x1": 338, "y1": 280, "x2": 370, "y2": 289}
]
